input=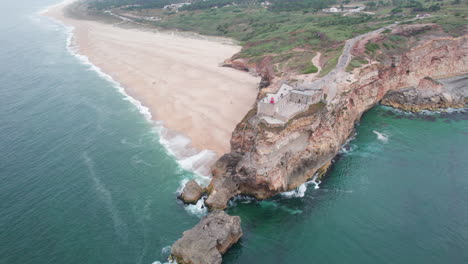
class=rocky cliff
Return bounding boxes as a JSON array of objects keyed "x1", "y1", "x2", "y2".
[{"x1": 206, "y1": 25, "x2": 467, "y2": 209}]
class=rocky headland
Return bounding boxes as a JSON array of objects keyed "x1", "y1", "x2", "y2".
[
  {"x1": 170, "y1": 24, "x2": 467, "y2": 263},
  {"x1": 171, "y1": 23, "x2": 466, "y2": 263},
  {"x1": 206, "y1": 24, "x2": 467, "y2": 209}
]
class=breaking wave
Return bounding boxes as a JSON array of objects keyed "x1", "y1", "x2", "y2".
[
  {"x1": 42, "y1": 13, "x2": 216, "y2": 193},
  {"x1": 151, "y1": 245, "x2": 177, "y2": 264},
  {"x1": 183, "y1": 196, "x2": 208, "y2": 217},
  {"x1": 339, "y1": 132, "x2": 357, "y2": 154},
  {"x1": 373, "y1": 130, "x2": 389, "y2": 143},
  {"x1": 281, "y1": 174, "x2": 321, "y2": 198}
]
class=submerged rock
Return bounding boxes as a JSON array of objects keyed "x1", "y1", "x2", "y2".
[
  {"x1": 179, "y1": 180, "x2": 203, "y2": 204},
  {"x1": 171, "y1": 210, "x2": 242, "y2": 264}
]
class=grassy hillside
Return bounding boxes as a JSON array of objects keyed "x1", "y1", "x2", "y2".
[{"x1": 79, "y1": 0, "x2": 467, "y2": 76}]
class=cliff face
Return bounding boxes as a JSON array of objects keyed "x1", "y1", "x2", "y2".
[{"x1": 206, "y1": 31, "x2": 467, "y2": 209}]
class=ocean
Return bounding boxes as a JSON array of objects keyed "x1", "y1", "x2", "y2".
[{"x1": 0, "y1": 1, "x2": 467, "y2": 263}]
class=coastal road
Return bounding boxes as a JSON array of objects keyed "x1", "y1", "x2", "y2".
[{"x1": 301, "y1": 22, "x2": 401, "y2": 102}]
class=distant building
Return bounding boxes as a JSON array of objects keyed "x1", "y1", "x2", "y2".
[
  {"x1": 322, "y1": 5, "x2": 365, "y2": 14},
  {"x1": 163, "y1": 2, "x2": 191, "y2": 11},
  {"x1": 416, "y1": 14, "x2": 431, "y2": 18}
]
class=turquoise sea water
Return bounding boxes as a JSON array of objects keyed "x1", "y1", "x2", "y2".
[{"x1": 1, "y1": 1, "x2": 467, "y2": 263}]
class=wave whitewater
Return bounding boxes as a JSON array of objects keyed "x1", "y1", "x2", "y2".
[{"x1": 40, "y1": 10, "x2": 216, "y2": 195}]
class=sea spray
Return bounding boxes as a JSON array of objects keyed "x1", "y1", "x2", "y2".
[
  {"x1": 372, "y1": 130, "x2": 389, "y2": 143},
  {"x1": 183, "y1": 196, "x2": 208, "y2": 217},
  {"x1": 281, "y1": 174, "x2": 321, "y2": 198},
  {"x1": 339, "y1": 132, "x2": 358, "y2": 154}
]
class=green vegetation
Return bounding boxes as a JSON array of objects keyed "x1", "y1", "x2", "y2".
[
  {"x1": 418, "y1": 14, "x2": 467, "y2": 37},
  {"x1": 81, "y1": 0, "x2": 467, "y2": 76},
  {"x1": 365, "y1": 42, "x2": 380, "y2": 54},
  {"x1": 302, "y1": 63, "x2": 319, "y2": 74},
  {"x1": 84, "y1": 0, "x2": 176, "y2": 10},
  {"x1": 319, "y1": 48, "x2": 342, "y2": 77},
  {"x1": 156, "y1": 8, "x2": 390, "y2": 56},
  {"x1": 267, "y1": 0, "x2": 336, "y2": 12},
  {"x1": 346, "y1": 57, "x2": 369, "y2": 72}
]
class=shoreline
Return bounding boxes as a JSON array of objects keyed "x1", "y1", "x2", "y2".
[
  {"x1": 40, "y1": 2, "x2": 216, "y2": 184},
  {"x1": 42, "y1": 1, "x2": 259, "y2": 179}
]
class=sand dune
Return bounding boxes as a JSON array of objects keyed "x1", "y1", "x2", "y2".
[{"x1": 45, "y1": 3, "x2": 259, "y2": 156}]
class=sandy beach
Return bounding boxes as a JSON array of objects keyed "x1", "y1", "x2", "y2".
[{"x1": 44, "y1": 2, "x2": 259, "y2": 157}]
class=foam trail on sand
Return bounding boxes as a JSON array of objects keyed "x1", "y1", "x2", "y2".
[
  {"x1": 373, "y1": 130, "x2": 389, "y2": 143},
  {"x1": 42, "y1": 12, "x2": 216, "y2": 190}
]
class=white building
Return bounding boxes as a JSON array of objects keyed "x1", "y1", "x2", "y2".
[
  {"x1": 257, "y1": 83, "x2": 323, "y2": 123},
  {"x1": 322, "y1": 5, "x2": 365, "y2": 13}
]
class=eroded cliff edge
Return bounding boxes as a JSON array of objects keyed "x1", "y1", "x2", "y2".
[{"x1": 206, "y1": 25, "x2": 467, "y2": 209}]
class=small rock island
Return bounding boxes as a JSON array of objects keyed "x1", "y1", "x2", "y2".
[{"x1": 171, "y1": 211, "x2": 242, "y2": 264}]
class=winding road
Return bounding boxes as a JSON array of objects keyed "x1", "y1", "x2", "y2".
[{"x1": 299, "y1": 22, "x2": 402, "y2": 102}]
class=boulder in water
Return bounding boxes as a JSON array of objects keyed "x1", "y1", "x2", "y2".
[
  {"x1": 179, "y1": 180, "x2": 203, "y2": 204},
  {"x1": 171, "y1": 210, "x2": 243, "y2": 264}
]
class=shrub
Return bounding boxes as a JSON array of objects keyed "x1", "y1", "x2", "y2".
[
  {"x1": 365, "y1": 42, "x2": 380, "y2": 53},
  {"x1": 302, "y1": 64, "x2": 319, "y2": 74},
  {"x1": 390, "y1": 7, "x2": 403, "y2": 14}
]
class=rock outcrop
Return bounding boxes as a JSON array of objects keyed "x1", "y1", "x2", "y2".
[
  {"x1": 223, "y1": 56, "x2": 275, "y2": 90},
  {"x1": 206, "y1": 27, "x2": 467, "y2": 209},
  {"x1": 171, "y1": 210, "x2": 243, "y2": 264},
  {"x1": 179, "y1": 180, "x2": 204, "y2": 204},
  {"x1": 381, "y1": 75, "x2": 467, "y2": 111}
]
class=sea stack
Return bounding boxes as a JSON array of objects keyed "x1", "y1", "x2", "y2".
[
  {"x1": 179, "y1": 180, "x2": 204, "y2": 204},
  {"x1": 171, "y1": 210, "x2": 243, "y2": 264}
]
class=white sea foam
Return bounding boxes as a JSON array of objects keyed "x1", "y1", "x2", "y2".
[
  {"x1": 373, "y1": 130, "x2": 389, "y2": 143},
  {"x1": 339, "y1": 132, "x2": 357, "y2": 154},
  {"x1": 152, "y1": 260, "x2": 176, "y2": 264},
  {"x1": 281, "y1": 174, "x2": 321, "y2": 198},
  {"x1": 157, "y1": 126, "x2": 215, "y2": 186},
  {"x1": 82, "y1": 152, "x2": 128, "y2": 242},
  {"x1": 184, "y1": 196, "x2": 208, "y2": 217},
  {"x1": 151, "y1": 246, "x2": 176, "y2": 264},
  {"x1": 419, "y1": 107, "x2": 467, "y2": 115},
  {"x1": 42, "y1": 11, "x2": 216, "y2": 194}
]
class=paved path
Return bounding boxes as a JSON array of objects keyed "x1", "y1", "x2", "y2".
[{"x1": 299, "y1": 22, "x2": 401, "y2": 101}]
